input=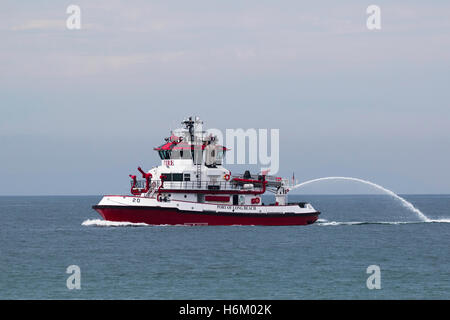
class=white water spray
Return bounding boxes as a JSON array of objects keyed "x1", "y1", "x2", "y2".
[
  {"x1": 82, "y1": 219, "x2": 150, "y2": 227},
  {"x1": 291, "y1": 177, "x2": 431, "y2": 222}
]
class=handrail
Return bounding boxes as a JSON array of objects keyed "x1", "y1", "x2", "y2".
[{"x1": 130, "y1": 179, "x2": 266, "y2": 193}]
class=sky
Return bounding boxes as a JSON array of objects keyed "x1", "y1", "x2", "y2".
[{"x1": 1, "y1": 1, "x2": 449, "y2": 195}]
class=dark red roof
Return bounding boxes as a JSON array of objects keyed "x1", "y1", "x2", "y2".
[{"x1": 154, "y1": 141, "x2": 176, "y2": 151}]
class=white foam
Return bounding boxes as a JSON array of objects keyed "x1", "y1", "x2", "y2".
[
  {"x1": 316, "y1": 221, "x2": 363, "y2": 226},
  {"x1": 428, "y1": 218, "x2": 450, "y2": 223},
  {"x1": 82, "y1": 219, "x2": 150, "y2": 227},
  {"x1": 315, "y1": 219, "x2": 450, "y2": 226},
  {"x1": 316, "y1": 220, "x2": 422, "y2": 226},
  {"x1": 292, "y1": 177, "x2": 430, "y2": 222}
]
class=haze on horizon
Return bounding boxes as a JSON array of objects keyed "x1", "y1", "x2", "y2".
[{"x1": 1, "y1": 1, "x2": 449, "y2": 195}]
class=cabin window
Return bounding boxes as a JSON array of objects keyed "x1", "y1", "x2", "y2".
[
  {"x1": 161, "y1": 173, "x2": 183, "y2": 181},
  {"x1": 183, "y1": 174, "x2": 191, "y2": 181},
  {"x1": 172, "y1": 173, "x2": 183, "y2": 181}
]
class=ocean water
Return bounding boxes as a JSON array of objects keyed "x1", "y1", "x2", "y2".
[{"x1": 0, "y1": 194, "x2": 449, "y2": 300}]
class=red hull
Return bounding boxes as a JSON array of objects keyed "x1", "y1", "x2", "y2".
[{"x1": 93, "y1": 205, "x2": 320, "y2": 226}]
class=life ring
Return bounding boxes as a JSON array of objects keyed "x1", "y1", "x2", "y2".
[{"x1": 224, "y1": 173, "x2": 231, "y2": 181}]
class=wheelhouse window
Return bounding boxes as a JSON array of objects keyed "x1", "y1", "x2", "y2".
[{"x1": 158, "y1": 150, "x2": 171, "y2": 160}]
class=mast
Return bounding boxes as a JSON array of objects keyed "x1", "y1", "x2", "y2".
[{"x1": 182, "y1": 116, "x2": 204, "y2": 188}]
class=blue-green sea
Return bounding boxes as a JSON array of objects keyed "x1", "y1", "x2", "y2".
[{"x1": 0, "y1": 195, "x2": 449, "y2": 299}]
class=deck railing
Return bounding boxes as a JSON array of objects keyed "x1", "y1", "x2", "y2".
[{"x1": 131, "y1": 179, "x2": 264, "y2": 192}]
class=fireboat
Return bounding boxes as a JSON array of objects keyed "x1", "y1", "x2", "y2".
[{"x1": 93, "y1": 116, "x2": 320, "y2": 226}]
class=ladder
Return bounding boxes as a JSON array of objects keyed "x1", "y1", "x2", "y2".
[{"x1": 196, "y1": 163, "x2": 202, "y2": 188}]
